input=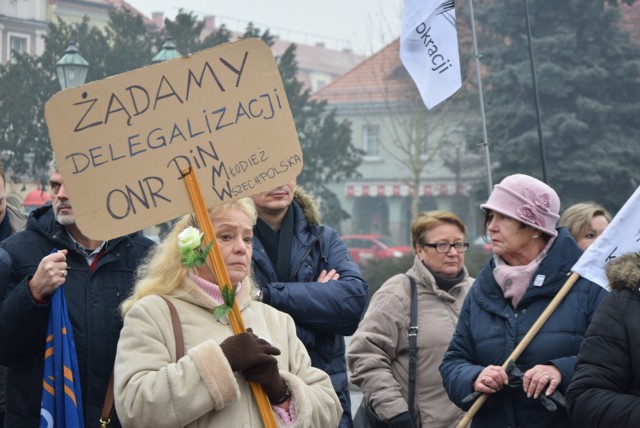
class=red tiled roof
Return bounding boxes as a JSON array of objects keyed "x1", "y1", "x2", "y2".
[{"x1": 312, "y1": 38, "x2": 414, "y2": 105}]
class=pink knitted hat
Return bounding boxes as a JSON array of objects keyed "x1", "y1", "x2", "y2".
[{"x1": 481, "y1": 174, "x2": 561, "y2": 237}]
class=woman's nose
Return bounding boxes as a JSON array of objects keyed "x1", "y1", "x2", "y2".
[
  {"x1": 488, "y1": 218, "x2": 498, "y2": 231},
  {"x1": 234, "y1": 238, "x2": 246, "y2": 253}
]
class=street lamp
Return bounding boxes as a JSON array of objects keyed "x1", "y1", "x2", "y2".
[
  {"x1": 55, "y1": 42, "x2": 89, "y2": 90},
  {"x1": 151, "y1": 35, "x2": 183, "y2": 239},
  {"x1": 151, "y1": 36, "x2": 182, "y2": 64}
]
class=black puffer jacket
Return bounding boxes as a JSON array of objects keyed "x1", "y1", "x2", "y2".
[
  {"x1": 0, "y1": 206, "x2": 154, "y2": 427},
  {"x1": 567, "y1": 252, "x2": 640, "y2": 427}
]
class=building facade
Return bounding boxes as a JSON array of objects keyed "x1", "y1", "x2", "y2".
[
  {"x1": 314, "y1": 39, "x2": 483, "y2": 244},
  {"x1": 0, "y1": 0, "x2": 48, "y2": 63}
]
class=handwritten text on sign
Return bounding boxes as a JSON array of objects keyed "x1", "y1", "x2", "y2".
[{"x1": 45, "y1": 39, "x2": 302, "y2": 241}]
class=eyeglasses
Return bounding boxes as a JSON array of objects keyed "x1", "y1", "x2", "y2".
[{"x1": 421, "y1": 242, "x2": 470, "y2": 253}]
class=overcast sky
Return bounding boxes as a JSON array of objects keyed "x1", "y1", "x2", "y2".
[{"x1": 125, "y1": 0, "x2": 402, "y2": 55}]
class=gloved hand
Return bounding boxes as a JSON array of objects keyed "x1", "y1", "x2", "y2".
[
  {"x1": 387, "y1": 411, "x2": 415, "y2": 428},
  {"x1": 506, "y1": 361, "x2": 566, "y2": 411},
  {"x1": 242, "y1": 359, "x2": 287, "y2": 404},
  {"x1": 220, "y1": 331, "x2": 281, "y2": 372}
]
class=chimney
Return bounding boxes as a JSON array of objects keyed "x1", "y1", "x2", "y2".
[
  {"x1": 203, "y1": 15, "x2": 216, "y2": 31},
  {"x1": 152, "y1": 12, "x2": 164, "y2": 29}
]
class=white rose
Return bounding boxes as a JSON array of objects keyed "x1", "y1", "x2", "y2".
[{"x1": 178, "y1": 226, "x2": 203, "y2": 250}]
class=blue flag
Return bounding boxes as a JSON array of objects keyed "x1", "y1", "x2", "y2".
[{"x1": 40, "y1": 286, "x2": 84, "y2": 428}]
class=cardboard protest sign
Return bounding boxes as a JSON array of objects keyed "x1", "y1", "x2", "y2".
[{"x1": 45, "y1": 39, "x2": 303, "y2": 241}]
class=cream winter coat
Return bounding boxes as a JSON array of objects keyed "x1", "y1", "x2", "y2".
[
  {"x1": 348, "y1": 256, "x2": 472, "y2": 427},
  {"x1": 114, "y1": 278, "x2": 342, "y2": 427}
]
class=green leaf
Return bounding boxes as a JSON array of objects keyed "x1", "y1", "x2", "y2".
[
  {"x1": 181, "y1": 240, "x2": 214, "y2": 268},
  {"x1": 195, "y1": 241, "x2": 214, "y2": 266},
  {"x1": 221, "y1": 283, "x2": 237, "y2": 308},
  {"x1": 213, "y1": 304, "x2": 232, "y2": 320},
  {"x1": 180, "y1": 248, "x2": 199, "y2": 268},
  {"x1": 213, "y1": 284, "x2": 237, "y2": 320}
]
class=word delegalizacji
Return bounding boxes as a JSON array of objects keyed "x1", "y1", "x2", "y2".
[{"x1": 64, "y1": 89, "x2": 283, "y2": 176}]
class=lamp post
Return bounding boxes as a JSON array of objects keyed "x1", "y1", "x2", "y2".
[
  {"x1": 151, "y1": 35, "x2": 183, "y2": 240},
  {"x1": 151, "y1": 36, "x2": 182, "y2": 64},
  {"x1": 55, "y1": 42, "x2": 89, "y2": 90}
]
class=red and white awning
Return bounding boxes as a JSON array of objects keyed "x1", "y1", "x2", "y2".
[{"x1": 345, "y1": 182, "x2": 464, "y2": 198}]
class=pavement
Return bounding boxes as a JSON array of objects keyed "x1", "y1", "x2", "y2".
[
  {"x1": 346, "y1": 335, "x2": 364, "y2": 418},
  {"x1": 350, "y1": 386, "x2": 363, "y2": 417}
]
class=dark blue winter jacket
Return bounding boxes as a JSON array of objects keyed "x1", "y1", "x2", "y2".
[
  {"x1": 0, "y1": 206, "x2": 154, "y2": 428},
  {"x1": 440, "y1": 227, "x2": 607, "y2": 428},
  {"x1": 252, "y1": 190, "x2": 368, "y2": 428}
]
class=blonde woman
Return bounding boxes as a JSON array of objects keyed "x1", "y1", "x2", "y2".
[
  {"x1": 559, "y1": 202, "x2": 611, "y2": 250},
  {"x1": 114, "y1": 198, "x2": 341, "y2": 427}
]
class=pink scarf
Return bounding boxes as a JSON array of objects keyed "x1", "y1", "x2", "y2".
[
  {"x1": 493, "y1": 236, "x2": 556, "y2": 308},
  {"x1": 189, "y1": 273, "x2": 242, "y2": 304}
]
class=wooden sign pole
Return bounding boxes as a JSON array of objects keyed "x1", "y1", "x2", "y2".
[{"x1": 182, "y1": 169, "x2": 277, "y2": 428}]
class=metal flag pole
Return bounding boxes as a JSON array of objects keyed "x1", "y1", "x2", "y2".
[
  {"x1": 523, "y1": 0, "x2": 549, "y2": 183},
  {"x1": 468, "y1": 0, "x2": 493, "y2": 196}
]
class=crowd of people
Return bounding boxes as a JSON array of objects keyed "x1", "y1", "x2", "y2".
[{"x1": 2, "y1": 161, "x2": 638, "y2": 427}]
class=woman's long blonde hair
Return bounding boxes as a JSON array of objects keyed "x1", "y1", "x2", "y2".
[{"x1": 121, "y1": 198, "x2": 258, "y2": 316}]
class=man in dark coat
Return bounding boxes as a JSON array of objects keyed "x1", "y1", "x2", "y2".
[
  {"x1": 0, "y1": 162, "x2": 154, "y2": 427},
  {"x1": 567, "y1": 252, "x2": 640, "y2": 427},
  {"x1": 0, "y1": 163, "x2": 27, "y2": 426},
  {"x1": 251, "y1": 181, "x2": 368, "y2": 428}
]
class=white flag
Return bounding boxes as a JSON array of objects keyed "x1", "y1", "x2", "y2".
[
  {"x1": 400, "y1": 0, "x2": 462, "y2": 109},
  {"x1": 571, "y1": 185, "x2": 640, "y2": 289}
]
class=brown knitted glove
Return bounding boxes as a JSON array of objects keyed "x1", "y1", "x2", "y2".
[
  {"x1": 219, "y1": 331, "x2": 281, "y2": 372},
  {"x1": 242, "y1": 360, "x2": 287, "y2": 404}
]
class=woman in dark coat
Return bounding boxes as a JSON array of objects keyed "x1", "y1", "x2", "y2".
[
  {"x1": 440, "y1": 174, "x2": 607, "y2": 428},
  {"x1": 566, "y1": 252, "x2": 640, "y2": 427}
]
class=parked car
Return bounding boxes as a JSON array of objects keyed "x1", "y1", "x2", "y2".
[
  {"x1": 340, "y1": 234, "x2": 413, "y2": 265},
  {"x1": 472, "y1": 235, "x2": 493, "y2": 253}
]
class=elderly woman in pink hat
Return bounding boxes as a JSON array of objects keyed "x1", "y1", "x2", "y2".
[{"x1": 439, "y1": 174, "x2": 608, "y2": 428}]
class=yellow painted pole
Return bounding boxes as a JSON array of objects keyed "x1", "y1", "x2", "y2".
[
  {"x1": 456, "y1": 272, "x2": 581, "y2": 428},
  {"x1": 182, "y1": 169, "x2": 277, "y2": 428}
]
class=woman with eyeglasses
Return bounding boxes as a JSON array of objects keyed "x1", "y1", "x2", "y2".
[
  {"x1": 440, "y1": 174, "x2": 607, "y2": 428},
  {"x1": 348, "y1": 210, "x2": 472, "y2": 427}
]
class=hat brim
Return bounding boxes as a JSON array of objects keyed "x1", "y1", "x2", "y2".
[{"x1": 481, "y1": 202, "x2": 558, "y2": 237}]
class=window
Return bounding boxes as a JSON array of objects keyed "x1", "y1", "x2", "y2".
[
  {"x1": 362, "y1": 124, "x2": 380, "y2": 157},
  {"x1": 9, "y1": 35, "x2": 28, "y2": 63}
]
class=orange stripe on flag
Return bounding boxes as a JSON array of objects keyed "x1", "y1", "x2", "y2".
[
  {"x1": 64, "y1": 365, "x2": 74, "y2": 382},
  {"x1": 46, "y1": 334, "x2": 53, "y2": 342},
  {"x1": 64, "y1": 385, "x2": 77, "y2": 406},
  {"x1": 43, "y1": 379, "x2": 55, "y2": 396},
  {"x1": 62, "y1": 327, "x2": 67, "y2": 335},
  {"x1": 45, "y1": 348, "x2": 54, "y2": 358}
]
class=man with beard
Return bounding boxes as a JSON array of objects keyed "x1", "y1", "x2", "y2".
[{"x1": 0, "y1": 160, "x2": 154, "y2": 427}]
